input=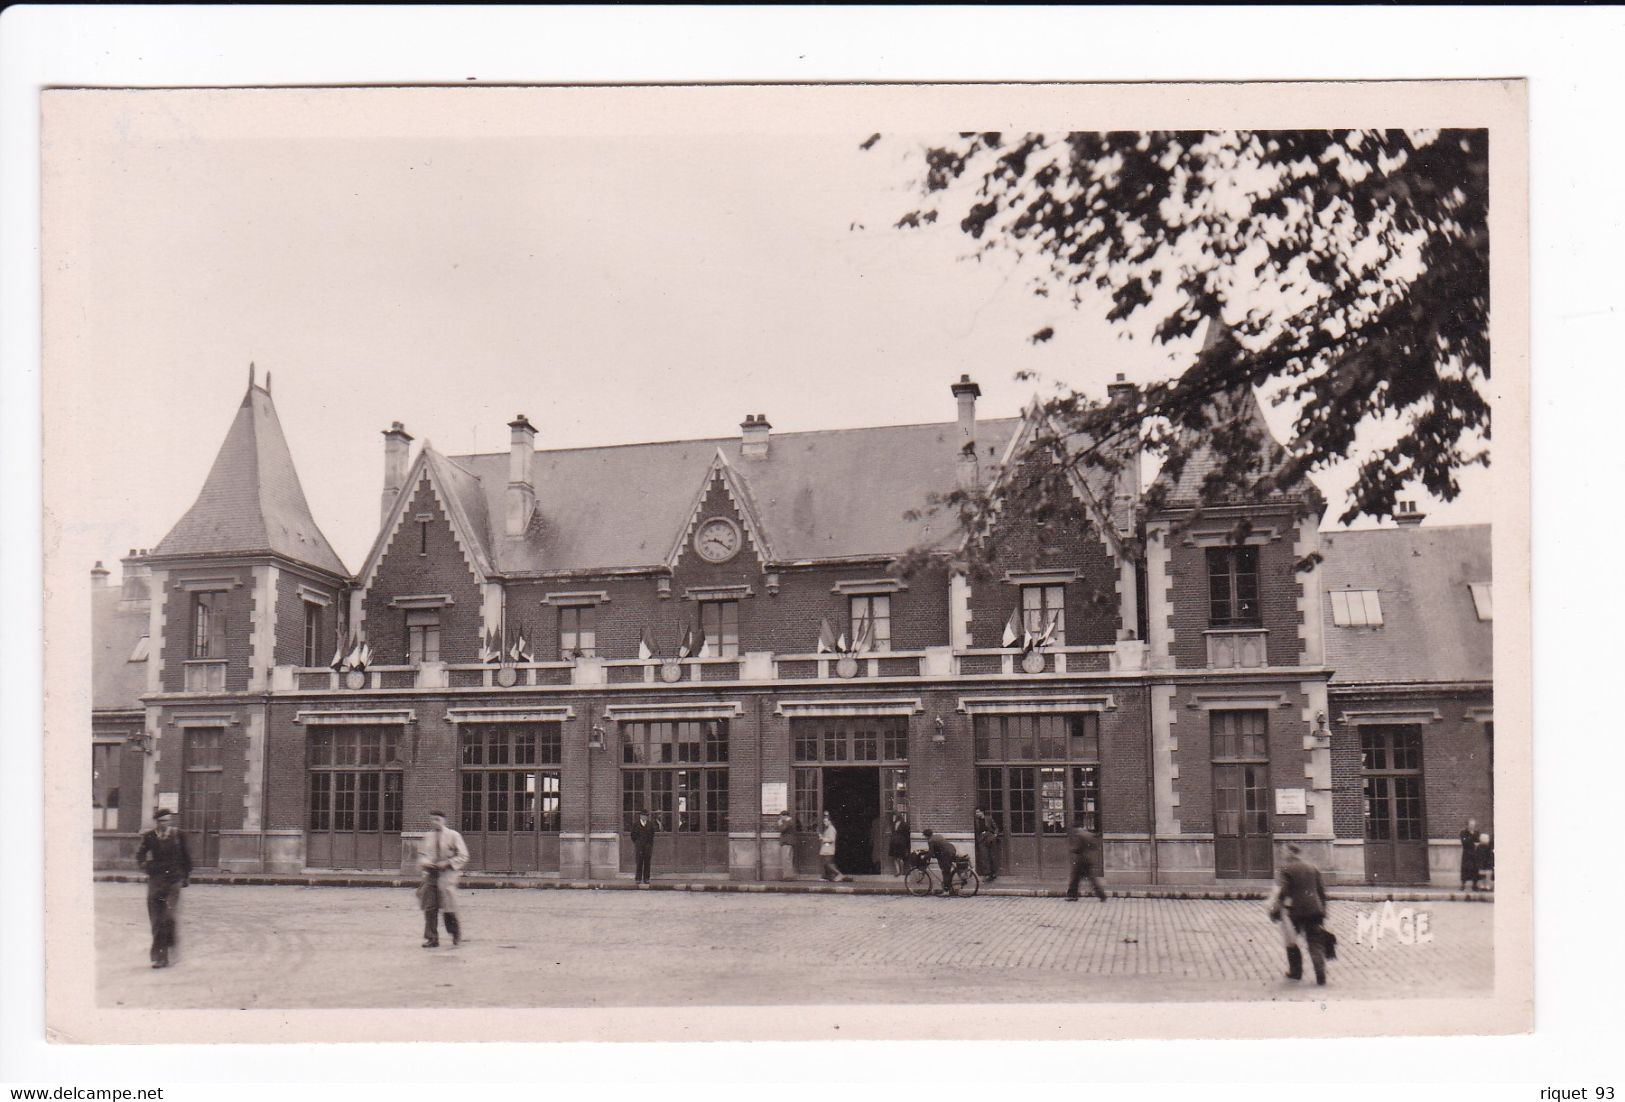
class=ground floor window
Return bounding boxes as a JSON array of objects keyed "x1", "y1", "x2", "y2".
[
  {"x1": 307, "y1": 726, "x2": 404, "y2": 833},
  {"x1": 976, "y1": 764, "x2": 1100, "y2": 835},
  {"x1": 622, "y1": 768, "x2": 729, "y2": 832},
  {"x1": 92, "y1": 742, "x2": 122, "y2": 831}
]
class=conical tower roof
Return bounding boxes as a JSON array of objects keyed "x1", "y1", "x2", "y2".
[
  {"x1": 151, "y1": 370, "x2": 348, "y2": 577},
  {"x1": 1149, "y1": 323, "x2": 1320, "y2": 510}
]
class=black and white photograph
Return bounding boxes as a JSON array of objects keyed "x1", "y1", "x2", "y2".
[{"x1": 35, "y1": 79, "x2": 1529, "y2": 1046}]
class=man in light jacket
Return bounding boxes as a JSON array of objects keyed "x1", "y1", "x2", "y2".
[{"x1": 418, "y1": 809, "x2": 469, "y2": 948}]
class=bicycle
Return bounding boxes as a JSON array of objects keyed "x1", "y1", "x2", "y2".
[{"x1": 903, "y1": 850, "x2": 980, "y2": 897}]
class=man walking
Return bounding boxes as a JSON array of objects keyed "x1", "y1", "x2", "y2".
[
  {"x1": 631, "y1": 807, "x2": 658, "y2": 884},
  {"x1": 922, "y1": 829, "x2": 959, "y2": 897},
  {"x1": 1269, "y1": 842, "x2": 1331, "y2": 986},
  {"x1": 1064, "y1": 822, "x2": 1107, "y2": 902},
  {"x1": 135, "y1": 807, "x2": 191, "y2": 968},
  {"x1": 417, "y1": 809, "x2": 469, "y2": 948},
  {"x1": 974, "y1": 807, "x2": 1002, "y2": 883}
]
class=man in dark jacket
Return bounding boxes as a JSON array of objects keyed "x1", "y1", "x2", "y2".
[
  {"x1": 630, "y1": 808, "x2": 658, "y2": 884},
  {"x1": 974, "y1": 808, "x2": 1002, "y2": 883},
  {"x1": 134, "y1": 808, "x2": 191, "y2": 968},
  {"x1": 1064, "y1": 823, "x2": 1107, "y2": 901},
  {"x1": 922, "y1": 829, "x2": 960, "y2": 896},
  {"x1": 1269, "y1": 843, "x2": 1330, "y2": 985}
]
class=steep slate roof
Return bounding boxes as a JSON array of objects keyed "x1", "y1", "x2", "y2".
[
  {"x1": 91, "y1": 586, "x2": 149, "y2": 712},
  {"x1": 151, "y1": 379, "x2": 348, "y2": 577},
  {"x1": 1149, "y1": 382, "x2": 1317, "y2": 509},
  {"x1": 435, "y1": 418, "x2": 1023, "y2": 574},
  {"x1": 1320, "y1": 524, "x2": 1492, "y2": 685}
]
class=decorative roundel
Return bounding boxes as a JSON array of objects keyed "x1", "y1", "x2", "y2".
[
  {"x1": 660, "y1": 660, "x2": 684, "y2": 683},
  {"x1": 835, "y1": 655, "x2": 860, "y2": 679},
  {"x1": 344, "y1": 669, "x2": 368, "y2": 690},
  {"x1": 693, "y1": 516, "x2": 743, "y2": 563},
  {"x1": 1020, "y1": 651, "x2": 1047, "y2": 674},
  {"x1": 495, "y1": 666, "x2": 520, "y2": 688}
]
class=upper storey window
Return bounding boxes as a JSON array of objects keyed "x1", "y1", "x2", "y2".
[
  {"x1": 1206, "y1": 546, "x2": 1261, "y2": 628},
  {"x1": 1021, "y1": 584, "x2": 1067, "y2": 646},
  {"x1": 191, "y1": 591, "x2": 226, "y2": 659},
  {"x1": 849, "y1": 594, "x2": 892, "y2": 652},
  {"x1": 700, "y1": 600, "x2": 739, "y2": 658},
  {"x1": 406, "y1": 609, "x2": 441, "y2": 664},
  {"x1": 558, "y1": 604, "x2": 597, "y2": 659}
]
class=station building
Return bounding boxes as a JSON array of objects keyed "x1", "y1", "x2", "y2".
[{"x1": 90, "y1": 364, "x2": 1493, "y2": 886}]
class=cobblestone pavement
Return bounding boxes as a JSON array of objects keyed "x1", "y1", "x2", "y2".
[{"x1": 96, "y1": 882, "x2": 1492, "y2": 1009}]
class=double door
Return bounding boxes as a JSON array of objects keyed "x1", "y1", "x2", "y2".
[
  {"x1": 792, "y1": 766, "x2": 908, "y2": 874},
  {"x1": 1361, "y1": 725, "x2": 1429, "y2": 884},
  {"x1": 181, "y1": 728, "x2": 223, "y2": 868},
  {"x1": 1212, "y1": 762, "x2": 1274, "y2": 879}
]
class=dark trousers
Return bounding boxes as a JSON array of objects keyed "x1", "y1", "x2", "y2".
[
  {"x1": 976, "y1": 837, "x2": 1000, "y2": 879},
  {"x1": 634, "y1": 844, "x2": 653, "y2": 883},
  {"x1": 422, "y1": 906, "x2": 460, "y2": 943},
  {"x1": 937, "y1": 856, "x2": 956, "y2": 894},
  {"x1": 146, "y1": 878, "x2": 183, "y2": 960},
  {"x1": 1065, "y1": 855, "x2": 1106, "y2": 900},
  {"x1": 1290, "y1": 915, "x2": 1328, "y2": 979}
]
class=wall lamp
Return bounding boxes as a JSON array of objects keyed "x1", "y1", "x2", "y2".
[
  {"x1": 1312, "y1": 711, "x2": 1330, "y2": 742},
  {"x1": 932, "y1": 716, "x2": 947, "y2": 747},
  {"x1": 588, "y1": 723, "x2": 607, "y2": 752},
  {"x1": 127, "y1": 729, "x2": 156, "y2": 755}
]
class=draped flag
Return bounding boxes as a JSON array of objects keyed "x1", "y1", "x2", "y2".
[
  {"x1": 816, "y1": 618, "x2": 837, "y2": 654},
  {"x1": 677, "y1": 626, "x2": 695, "y2": 660},
  {"x1": 357, "y1": 642, "x2": 373, "y2": 670},
  {"x1": 695, "y1": 629, "x2": 713, "y2": 659},
  {"x1": 836, "y1": 631, "x2": 848, "y2": 654},
  {"x1": 478, "y1": 627, "x2": 500, "y2": 665},
  {"x1": 508, "y1": 620, "x2": 531, "y2": 663},
  {"x1": 1002, "y1": 607, "x2": 1022, "y2": 649},
  {"x1": 330, "y1": 624, "x2": 347, "y2": 671},
  {"x1": 344, "y1": 633, "x2": 364, "y2": 671},
  {"x1": 1035, "y1": 610, "x2": 1059, "y2": 649},
  {"x1": 638, "y1": 626, "x2": 656, "y2": 661},
  {"x1": 851, "y1": 615, "x2": 873, "y2": 655}
]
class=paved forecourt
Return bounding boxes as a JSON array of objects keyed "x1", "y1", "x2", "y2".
[{"x1": 96, "y1": 882, "x2": 1493, "y2": 1009}]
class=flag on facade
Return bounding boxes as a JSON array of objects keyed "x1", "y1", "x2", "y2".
[
  {"x1": 852, "y1": 615, "x2": 873, "y2": 654},
  {"x1": 509, "y1": 621, "x2": 530, "y2": 663},
  {"x1": 478, "y1": 627, "x2": 500, "y2": 665},
  {"x1": 677, "y1": 626, "x2": 695, "y2": 659},
  {"x1": 1035, "y1": 610, "x2": 1059, "y2": 649},
  {"x1": 638, "y1": 626, "x2": 656, "y2": 661},
  {"x1": 330, "y1": 625, "x2": 347, "y2": 671},
  {"x1": 695, "y1": 629, "x2": 712, "y2": 659},
  {"x1": 836, "y1": 631, "x2": 848, "y2": 654},
  {"x1": 816, "y1": 618, "x2": 837, "y2": 654},
  {"x1": 1002, "y1": 607, "x2": 1021, "y2": 648}
]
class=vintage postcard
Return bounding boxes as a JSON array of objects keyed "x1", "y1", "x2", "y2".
[{"x1": 39, "y1": 80, "x2": 1530, "y2": 1043}]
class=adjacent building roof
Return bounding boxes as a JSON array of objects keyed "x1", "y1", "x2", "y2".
[
  {"x1": 91, "y1": 585, "x2": 149, "y2": 713},
  {"x1": 435, "y1": 417, "x2": 1024, "y2": 574},
  {"x1": 1320, "y1": 524, "x2": 1492, "y2": 685},
  {"x1": 150, "y1": 378, "x2": 348, "y2": 577}
]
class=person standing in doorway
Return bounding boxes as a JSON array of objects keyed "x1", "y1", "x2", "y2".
[
  {"x1": 1476, "y1": 832, "x2": 1494, "y2": 892},
  {"x1": 631, "y1": 807, "x2": 658, "y2": 884},
  {"x1": 1064, "y1": 822, "x2": 1107, "y2": 902},
  {"x1": 974, "y1": 808, "x2": 1003, "y2": 883},
  {"x1": 888, "y1": 811, "x2": 911, "y2": 876},
  {"x1": 1459, "y1": 818, "x2": 1481, "y2": 890},
  {"x1": 1268, "y1": 842, "x2": 1331, "y2": 985},
  {"x1": 417, "y1": 809, "x2": 469, "y2": 948},
  {"x1": 135, "y1": 808, "x2": 191, "y2": 968},
  {"x1": 819, "y1": 812, "x2": 851, "y2": 882},
  {"x1": 775, "y1": 808, "x2": 796, "y2": 880}
]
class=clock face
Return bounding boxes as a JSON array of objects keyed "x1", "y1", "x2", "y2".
[{"x1": 694, "y1": 517, "x2": 742, "y2": 563}]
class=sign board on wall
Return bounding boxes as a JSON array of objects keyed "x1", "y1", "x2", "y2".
[
  {"x1": 1274, "y1": 788, "x2": 1307, "y2": 815},
  {"x1": 761, "y1": 782, "x2": 788, "y2": 816},
  {"x1": 158, "y1": 792, "x2": 180, "y2": 815}
]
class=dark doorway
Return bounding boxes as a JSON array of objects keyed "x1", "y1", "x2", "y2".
[{"x1": 822, "y1": 767, "x2": 881, "y2": 874}]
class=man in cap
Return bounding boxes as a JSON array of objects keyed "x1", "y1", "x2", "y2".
[
  {"x1": 134, "y1": 807, "x2": 191, "y2": 968},
  {"x1": 417, "y1": 809, "x2": 469, "y2": 947},
  {"x1": 1268, "y1": 842, "x2": 1331, "y2": 985},
  {"x1": 630, "y1": 807, "x2": 658, "y2": 885}
]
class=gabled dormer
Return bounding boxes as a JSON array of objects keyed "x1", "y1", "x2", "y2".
[
  {"x1": 663, "y1": 450, "x2": 771, "y2": 656},
  {"x1": 355, "y1": 442, "x2": 494, "y2": 666},
  {"x1": 145, "y1": 368, "x2": 348, "y2": 692}
]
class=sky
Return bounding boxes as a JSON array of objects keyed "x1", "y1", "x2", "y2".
[{"x1": 43, "y1": 88, "x2": 1490, "y2": 579}]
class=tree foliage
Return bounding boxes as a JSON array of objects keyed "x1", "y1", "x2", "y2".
[{"x1": 877, "y1": 130, "x2": 1489, "y2": 550}]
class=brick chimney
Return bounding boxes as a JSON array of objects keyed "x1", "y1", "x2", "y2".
[
  {"x1": 951, "y1": 375, "x2": 981, "y2": 491},
  {"x1": 741, "y1": 413, "x2": 771, "y2": 459},
  {"x1": 380, "y1": 421, "x2": 414, "y2": 527},
  {"x1": 1394, "y1": 500, "x2": 1426, "y2": 527},
  {"x1": 1105, "y1": 373, "x2": 1142, "y2": 505},
  {"x1": 91, "y1": 561, "x2": 110, "y2": 587},
  {"x1": 507, "y1": 414, "x2": 538, "y2": 536}
]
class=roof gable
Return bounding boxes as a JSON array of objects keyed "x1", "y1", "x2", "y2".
[
  {"x1": 151, "y1": 377, "x2": 347, "y2": 577},
  {"x1": 667, "y1": 450, "x2": 773, "y2": 568},
  {"x1": 356, "y1": 444, "x2": 494, "y2": 592},
  {"x1": 978, "y1": 401, "x2": 1131, "y2": 559}
]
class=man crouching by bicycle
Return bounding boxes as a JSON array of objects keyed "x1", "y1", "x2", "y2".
[{"x1": 922, "y1": 829, "x2": 960, "y2": 896}]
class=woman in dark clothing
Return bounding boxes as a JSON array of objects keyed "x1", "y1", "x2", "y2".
[
  {"x1": 888, "y1": 812, "x2": 911, "y2": 876},
  {"x1": 1475, "y1": 832, "x2": 1494, "y2": 891},
  {"x1": 1459, "y1": 819, "x2": 1481, "y2": 890}
]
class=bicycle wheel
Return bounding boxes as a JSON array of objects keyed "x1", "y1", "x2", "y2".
[
  {"x1": 904, "y1": 867, "x2": 933, "y2": 896},
  {"x1": 954, "y1": 867, "x2": 981, "y2": 897}
]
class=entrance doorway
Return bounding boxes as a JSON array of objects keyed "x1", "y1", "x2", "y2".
[
  {"x1": 181, "y1": 727, "x2": 223, "y2": 868},
  {"x1": 823, "y1": 767, "x2": 882, "y2": 874},
  {"x1": 1360, "y1": 724, "x2": 1429, "y2": 884},
  {"x1": 1212, "y1": 762, "x2": 1274, "y2": 878}
]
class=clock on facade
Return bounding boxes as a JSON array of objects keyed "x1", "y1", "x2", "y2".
[{"x1": 693, "y1": 517, "x2": 742, "y2": 563}]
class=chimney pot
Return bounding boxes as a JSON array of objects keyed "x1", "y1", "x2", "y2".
[
  {"x1": 380, "y1": 421, "x2": 415, "y2": 528},
  {"x1": 91, "y1": 561, "x2": 110, "y2": 587},
  {"x1": 742, "y1": 413, "x2": 772, "y2": 458}
]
